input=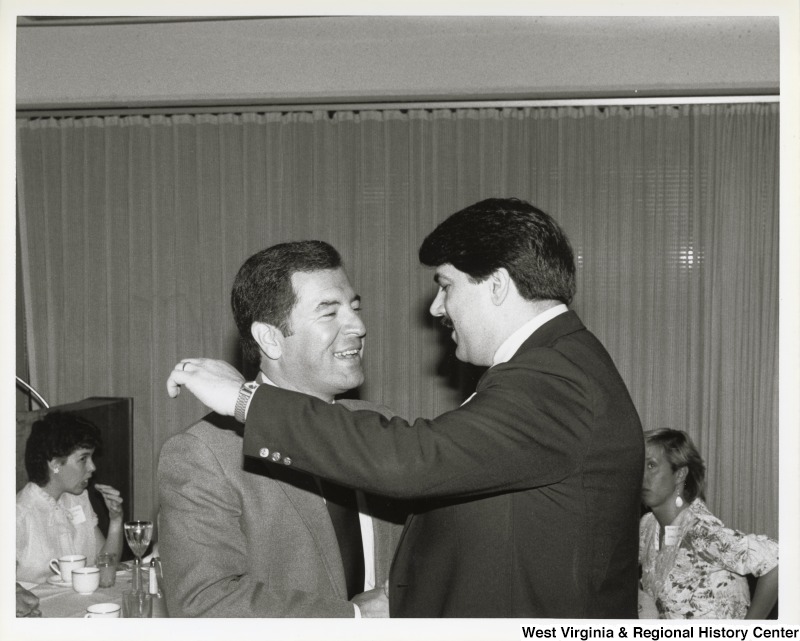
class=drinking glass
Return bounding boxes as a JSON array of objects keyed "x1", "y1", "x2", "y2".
[
  {"x1": 122, "y1": 590, "x2": 152, "y2": 618},
  {"x1": 96, "y1": 552, "x2": 117, "y2": 588},
  {"x1": 124, "y1": 520, "x2": 153, "y2": 592}
]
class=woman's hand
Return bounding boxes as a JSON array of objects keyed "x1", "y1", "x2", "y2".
[{"x1": 94, "y1": 484, "x2": 124, "y2": 521}]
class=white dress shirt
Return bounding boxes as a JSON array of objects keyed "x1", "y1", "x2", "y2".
[{"x1": 492, "y1": 304, "x2": 568, "y2": 366}]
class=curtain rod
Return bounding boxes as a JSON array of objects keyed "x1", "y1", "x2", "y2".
[{"x1": 16, "y1": 95, "x2": 779, "y2": 119}]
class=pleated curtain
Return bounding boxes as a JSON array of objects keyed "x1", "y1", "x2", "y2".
[{"x1": 16, "y1": 103, "x2": 779, "y2": 537}]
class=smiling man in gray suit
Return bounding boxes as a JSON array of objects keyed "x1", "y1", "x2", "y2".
[{"x1": 157, "y1": 241, "x2": 404, "y2": 617}]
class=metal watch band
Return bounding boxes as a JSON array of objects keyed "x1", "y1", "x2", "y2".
[{"x1": 234, "y1": 381, "x2": 259, "y2": 423}]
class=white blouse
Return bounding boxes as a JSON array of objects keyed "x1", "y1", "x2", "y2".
[{"x1": 16, "y1": 482, "x2": 100, "y2": 584}]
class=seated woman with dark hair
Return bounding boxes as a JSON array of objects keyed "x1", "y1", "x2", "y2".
[
  {"x1": 16, "y1": 411, "x2": 124, "y2": 584},
  {"x1": 639, "y1": 428, "x2": 778, "y2": 619}
]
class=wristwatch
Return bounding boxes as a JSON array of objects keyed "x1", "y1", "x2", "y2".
[{"x1": 234, "y1": 381, "x2": 260, "y2": 423}]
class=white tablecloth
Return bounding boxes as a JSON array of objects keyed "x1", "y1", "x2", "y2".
[{"x1": 28, "y1": 570, "x2": 168, "y2": 618}]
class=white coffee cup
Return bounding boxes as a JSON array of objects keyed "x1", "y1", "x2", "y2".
[
  {"x1": 71, "y1": 566, "x2": 100, "y2": 594},
  {"x1": 84, "y1": 602, "x2": 121, "y2": 618},
  {"x1": 48, "y1": 554, "x2": 87, "y2": 584}
]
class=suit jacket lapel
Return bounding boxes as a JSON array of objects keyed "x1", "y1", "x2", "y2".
[
  {"x1": 264, "y1": 465, "x2": 348, "y2": 599},
  {"x1": 207, "y1": 412, "x2": 347, "y2": 596},
  {"x1": 244, "y1": 397, "x2": 400, "y2": 597}
]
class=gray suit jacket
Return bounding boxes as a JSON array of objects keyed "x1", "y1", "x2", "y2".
[{"x1": 157, "y1": 399, "x2": 405, "y2": 617}]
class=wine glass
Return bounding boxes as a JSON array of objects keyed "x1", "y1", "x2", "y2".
[{"x1": 124, "y1": 520, "x2": 153, "y2": 591}]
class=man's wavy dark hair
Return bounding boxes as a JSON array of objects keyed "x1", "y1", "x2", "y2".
[
  {"x1": 231, "y1": 240, "x2": 343, "y2": 364},
  {"x1": 418, "y1": 198, "x2": 576, "y2": 305}
]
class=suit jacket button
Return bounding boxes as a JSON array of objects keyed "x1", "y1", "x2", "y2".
[
  {"x1": 283, "y1": 457, "x2": 292, "y2": 466},
  {"x1": 270, "y1": 451, "x2": 281, "y2": 462},
  {"x1": 259, "y1": 448, "x2": 270, "y2": 458}
]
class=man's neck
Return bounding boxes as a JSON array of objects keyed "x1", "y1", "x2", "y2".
[{"x1": 257, "y1": 369, "x2": 335, "y2": 403}]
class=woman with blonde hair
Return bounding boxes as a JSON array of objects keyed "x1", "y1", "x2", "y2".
[{"x1": 639, "y1": 429, "x2": 778, "y2": 619}]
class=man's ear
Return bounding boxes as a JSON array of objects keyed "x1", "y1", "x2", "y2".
[
  {"x1": 251, "y1": 321, "x2": 283, "y2": 360},
  {"x1": 489, "y1": 267, "x2": 512, "y2": 305}
]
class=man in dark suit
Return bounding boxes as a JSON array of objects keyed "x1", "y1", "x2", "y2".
[
  {"x1": 167, "y1": 198, "x2": 644, "y2": 618},
  {"x1": 158, "y1": 241, "x2": 404, "y2": 617}
]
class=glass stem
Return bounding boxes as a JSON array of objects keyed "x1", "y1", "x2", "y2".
[{"x1": 132, "y1": 558, "x2": 142, "y2": 592}]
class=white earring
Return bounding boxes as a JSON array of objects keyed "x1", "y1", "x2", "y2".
[
  {"x1": 53, "y1": 467, "x2": 60, "y2": 474},
  {"x1": 675, "y1": 494, "x2": 683, "y2": 508}
]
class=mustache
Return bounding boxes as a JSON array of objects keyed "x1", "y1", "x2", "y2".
[{"x1": 439, "y1": 315, "x2": 454, "y2": 329}]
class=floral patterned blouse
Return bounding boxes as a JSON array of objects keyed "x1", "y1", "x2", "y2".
[{"x1": 638, "y1": 498, "x2": 778, "y2": 619}]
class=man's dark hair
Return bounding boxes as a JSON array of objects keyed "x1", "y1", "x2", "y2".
[
  {"x1": 231, "y1": 240, "x2": 343, "y2": 364},
  {"x1": 25, "y1": 411, "x2": 103, "y2": 486},
  {"x1": 418, "y1": 198, "x2": 576, "y2": 305}
]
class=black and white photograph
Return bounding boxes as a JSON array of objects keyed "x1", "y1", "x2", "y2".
[{"x1": 3, "y1": 1, "x2": 799, "y2": 640}]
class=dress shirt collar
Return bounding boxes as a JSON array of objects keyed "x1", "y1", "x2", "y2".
[{"x1": 492, "y1": 304, "x2": 568, "y2": 366}]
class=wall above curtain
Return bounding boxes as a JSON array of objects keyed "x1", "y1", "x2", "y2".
[
  {"x1": 16, "y1": 103, "x2": 778, "y2": 539},
  {"x1": 15, "y1": 15, "x2": 779, "y2": 110}
]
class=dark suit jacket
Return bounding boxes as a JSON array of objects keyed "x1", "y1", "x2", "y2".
[
  {"x1": 158, "y1": 400, "x2": 405, "y2": 617},
  {"x1": 241, "y1": 311, "x2": 644, "y2": 617}
]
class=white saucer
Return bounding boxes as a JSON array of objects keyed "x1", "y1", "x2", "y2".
[{"x1": 46, "y1": 575, "x2": 72, "y2": 587}]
